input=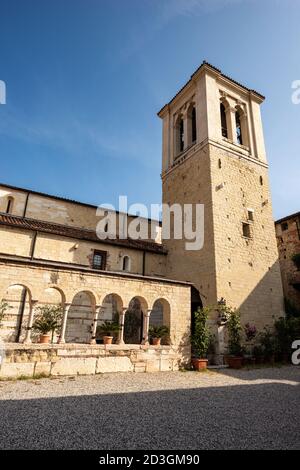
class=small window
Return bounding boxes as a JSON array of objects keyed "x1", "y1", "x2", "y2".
[
  {"x1": 6, "y1": 197, "x2": 14, "y2": 214},
  {"x1": 259, "y1": 176, "x2": 263, "y2": 186},
  {"x1": 242, "y1": 223, "x2": 252, "y2": 238},
  {"x1": 281, "y1": 222, "x2": 288, "y2": 232},
  {"x1": 122, "y1": 255, "x2": 131, "y2": 272},
  {"x1": 247, "y1": 210, "x2": 254, "y2": 222},
  {"x1": 92, "y1": 250, "x2": 107, "y2": 270}
]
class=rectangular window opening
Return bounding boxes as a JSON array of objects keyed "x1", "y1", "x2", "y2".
[
  {"x1": 92, "y1": 250, "x2": 107, "y2": 270},
  {"x1": 242, "y1": 222, "x2": 252, "y2": 239}
]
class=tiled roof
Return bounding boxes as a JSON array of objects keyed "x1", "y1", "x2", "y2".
[
  {"x1": 158, "y1": 61, "x2": 265, "y2": 115},
  {"x1": 0, "y1": 213, "x2": 167, "y2": 254},
  {"x1": 0, "y1": 182, "x2": 162, "y2": 226},
  {"x1": 275, "y1": 211, "x2": 300, "y2": 225}
]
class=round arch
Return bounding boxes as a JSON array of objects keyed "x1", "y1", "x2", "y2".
[
  {"x1": 124, "y1": 296, "x2": 148, "y2": 345},
  {"x1": 150, "y1": 298, "x2": 171, "y2": 345},
  {"x1": 191, "y1": 286, "x2": 203, "y2": 336},
  {"x1": 1, "y1": 284, "x2": 33, "y2": 342},
  {"x1": 65, "y1": 290, "x2": 97, "y2": 344}
]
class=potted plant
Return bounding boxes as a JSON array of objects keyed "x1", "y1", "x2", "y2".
[
  {"x1": 32, "y1": 305, "x2": 63, "y2": 344},
  {"x1": 96, "y1": 321, "x2": 120, "y2": 345},
  {"x1": 148, "y1": 325, "x2": 169, "y2": 346},
  {"x1": 243, "y1": 323, "x2": 257, "y2": 365},
  {"x1": 191, "y1": 306, "x2": 211, "y2": 370},
  {"x1": 227, "y1": 308, "x2": 243, "y2": 369},
  {"x1": 291, "y1": 253, "x2": 300, "y2": 270},
  {"x1": 258, "y1": 327, "x2": 276, "y2": 364}
]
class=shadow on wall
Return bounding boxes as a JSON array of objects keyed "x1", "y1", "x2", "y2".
[
  {"x1": 0, "y1": 378, "x2": 299, "y2": 450},
  {"x1": 223, "y1": 259, "x2": 285, "y2": 330}
]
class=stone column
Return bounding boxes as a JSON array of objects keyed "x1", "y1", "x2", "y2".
[
  {"x1": 117, "y1": 307, "x2": 127, "y2": 345},
  {"x1": 227, "y1": 106, "x2": 237, "y2": 142},
  {"x1": 90, "y1": 305, "x2": 101, "y2": 344},
  {"x1": 23, "y1": 300, "x2": 38, "y2": 344},
  {"x1": 142, "y1": 309, "x2": 151, "y2": 345},
  {"x1": 182, "y1": 107, "x2": 189, "y2": 151},
  {"x1": 58, "y1": 303, "x2": 71, "y2": 344},
  {"x1": 240, "y1": 112, "x2": 249, "y2": 148}
]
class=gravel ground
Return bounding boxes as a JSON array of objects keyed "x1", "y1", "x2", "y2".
[{"x1": 0, "y1": 366, "x2": 299, "y2": 450}]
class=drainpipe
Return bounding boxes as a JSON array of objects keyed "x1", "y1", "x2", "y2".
[
  {"x1": 30, "y1": 231, "x2": 38, "y2": 260},
  {"x1": 142, "y1": 251, "x2": 146, "y2": 276},
  {"x1": 23, "y1": 192, "x2": 30, "y2": 218},
  {"x1": 16, "y1": 288, "x2": 27, "y2": 343}
]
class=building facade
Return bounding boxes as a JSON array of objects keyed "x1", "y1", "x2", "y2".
[
  {"x1": 275, "y1": 212, "x2": 300, "y2": 312},
  {"x1": 0, "y1": 61, "x2": 285, "y2": 376},
  {"x1": 158, "y1": 62, "x2": 284, "y2": 351}
]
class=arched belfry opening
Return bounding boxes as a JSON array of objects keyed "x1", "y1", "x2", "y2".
[{"x1": 191, "y1": 286, "x2": 203, "y2": 336}]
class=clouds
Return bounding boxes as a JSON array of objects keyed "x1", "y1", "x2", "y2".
[
  {"x1": 159, "y1": 0, "x2": 245, "y2": 22},
  {"x1": 0, "y1": 103, "x2": 160, "y2": 170}
]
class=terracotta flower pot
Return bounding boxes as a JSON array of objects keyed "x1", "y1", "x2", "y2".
[
  {"x1": 39, "y1": 334, "x2": 50, "y2": 344},
  {"x1": 152, "y1": 337, "x2": 161, "y2": 346},
  {"x1": 192, "y1": 358, "x2": 208, "y2": 371},
  {"x1": 227, "y1": 356, "x2": 243, "y2": 369},
  {"x1": 103, "y1": 336, "x2": 113, "y2": 345}
]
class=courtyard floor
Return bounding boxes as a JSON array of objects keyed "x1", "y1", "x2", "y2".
[{"x1": 0, "y1": 366, "x2": 299, "y2": 450}]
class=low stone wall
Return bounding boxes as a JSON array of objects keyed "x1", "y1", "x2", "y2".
[{"x1": 0, "y1": 343, "x2": 191, "y2": 379}]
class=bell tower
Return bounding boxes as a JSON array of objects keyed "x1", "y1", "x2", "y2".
[{"x1": 158, "y1": 62, "x2": 284, "y2": 349}]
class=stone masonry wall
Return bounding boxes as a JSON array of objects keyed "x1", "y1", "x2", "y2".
[
  {"x1": 209, "y1": 144, "x2": 284, "y2": 331},
  {"x1": 0, "y1": 260, "x2": 191, "y2": 357},
  {"x1": 0, "y1": 343, "x2": 187, "y2": 379},
  {"x1": 276, "y1": 215, "x2": 300, "y2": 311}
]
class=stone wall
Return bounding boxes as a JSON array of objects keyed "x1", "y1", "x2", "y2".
[
  {"x1": 0, "y1": 259, "x2": 191, "y2": 353},
  {"x1": 0, "y1": 185, "x2": 162, "y2": 243},
  {"x1": 276, "y1": 215, "x2": 300, "y2": 311},
  {"x1": 0, "y1": 225, "x2": 167, "y2": 278},
  {"x1": 210, "y1": 143, "x2": 284, "y2": 330},
  {"x1": 160, "y1": 62, "x2": 284, "y2": 351},
  {"x1": 0, "y1": 343, "x2": 189, "y2": 379}
]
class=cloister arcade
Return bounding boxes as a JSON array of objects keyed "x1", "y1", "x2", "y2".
[{"x1": 0, "y1": 277, "x2": 178, "y2": 347}]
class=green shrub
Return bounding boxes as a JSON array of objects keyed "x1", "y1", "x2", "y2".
[
  {"x1": 191, "y1": 307, "x2": 212, "y2": 358},
  {"x1": 32, "y1": 305, "x2": 63, "y2": 336},
  {"x1": 148, "y1": 325, "x2": 169, "y2": 339},
  {"x1": 274, "y1": 316, "x2": 300, "y2": 356},
  {"x1": 284, "y1": 297, "x2": 300, "y2": 318},
  {"x1": 227, "y1": 308, "x2": 243, "y2": 356},
  {"x1": 96, "y1": 320, "x2": 120, "y2": 337},
  {"x1": 258, "y1": 327, "x2": 276, "y2": 358},
  {"x1": 291, "y1": 253, "x2": 300, "y2": 269}
]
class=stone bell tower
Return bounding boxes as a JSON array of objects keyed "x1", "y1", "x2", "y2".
[{"x1": 158, "y1": 61, "x2": 284, "y2": 350}]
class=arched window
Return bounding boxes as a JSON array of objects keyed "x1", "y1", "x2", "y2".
[
  {"x1": 191, "y1": 106, "x2": 197, "y2": 143},
  {"x1": 6, "y1": 196, "x2": 14, "y2": 214},
  {"x1": 235, "y1": 110, "x2": 243, "y2": 145},
  {"x1": 122, "y1": 255, "x2": 131, "y2": 272},
  {"x1": 179, "y1": 117, "x2": 184, "y2": 153},
  {"x1": 175, "y1": 115, "x2": 184, "y2": 156},
  {"x1": 220, "y1": 103, "x2": 228, "y2": 138}
]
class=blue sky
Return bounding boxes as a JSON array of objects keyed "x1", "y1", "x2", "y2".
[{"x1": 0, "y1": 0, "x2": 299, "y2": 220}]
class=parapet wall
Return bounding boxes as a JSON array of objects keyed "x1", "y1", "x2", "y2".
[{"x1": 0, "y1": 343, "x2": 190, "y2": 379}]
